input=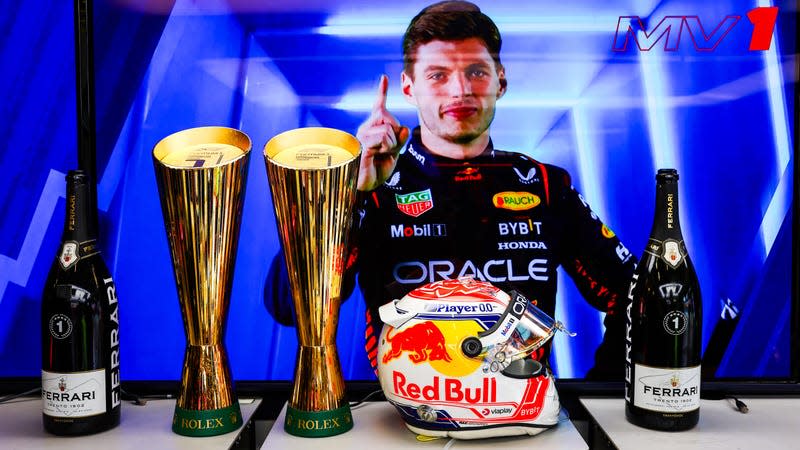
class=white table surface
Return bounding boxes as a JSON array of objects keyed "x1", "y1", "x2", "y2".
[
  {"x1": 0, "y1": 397, "x2": 260, "y2": 450},
  {"x1": 263, "y1": 401, "x2": 588, "y2": 449},
  {"x1": 580, "y1": 397, "x2": 800, "y2": 450}
]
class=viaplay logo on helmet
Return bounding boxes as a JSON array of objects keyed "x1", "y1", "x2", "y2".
[{"x1": 395, "y1": 189, "x2": 433, "y2": 217}]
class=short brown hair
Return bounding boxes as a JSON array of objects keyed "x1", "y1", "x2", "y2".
[{"x1": 402, "y1": 1, "x2": 503, "y2": 76}]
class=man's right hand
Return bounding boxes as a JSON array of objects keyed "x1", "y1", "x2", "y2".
[{"x1": 356, "y1": 74, "x2": 410, "y2": 192}]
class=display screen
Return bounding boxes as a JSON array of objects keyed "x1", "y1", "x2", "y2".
[{"x1": 0, "y1": 0, "x2": 796, "y2": 382}]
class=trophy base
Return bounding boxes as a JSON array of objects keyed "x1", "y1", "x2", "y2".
[
  {"x1": 284, "y1": 404, "x2": 353, "y2": 438},
  {"x1": 172, "y1": 403, "x2": 242, "y2": 437}
]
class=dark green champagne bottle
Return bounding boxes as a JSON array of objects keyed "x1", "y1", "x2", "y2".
[
  {"x1": 41, "y1": 170, "x2": 121, "y2": 435},
  {"x1": 625, "y1": 169, "x2": 702, "y2": 431}
]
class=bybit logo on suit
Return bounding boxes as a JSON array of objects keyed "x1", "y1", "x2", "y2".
[{"x1": 498, "y1": 221, "x2": 542, "y2": 236}]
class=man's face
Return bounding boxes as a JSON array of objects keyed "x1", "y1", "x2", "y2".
[{"x1": 402, "y1": 38, "x2": 506, "y2": 145}]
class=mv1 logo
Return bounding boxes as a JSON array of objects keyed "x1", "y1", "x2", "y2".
[{"x1": 613, "y1": 6, "x2": 778, "y2": 52}]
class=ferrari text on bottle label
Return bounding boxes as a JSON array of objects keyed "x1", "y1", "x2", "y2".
[
  {"x1": 42, "y1": 369, "x2": 107, "y2": 418},
  {"x1": 633, "y1": 364, "x2": 700, "y2": 413}
]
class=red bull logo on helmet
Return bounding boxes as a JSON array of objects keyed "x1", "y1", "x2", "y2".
[
  {"x1": 382, "y1": 322, "x2": 452, "y2": 364},
  {"x1": 392, "y1": 371, "x2": 497, "y2": 404},
  {"x1": 382, "y1": 319, "x2": 485, "y2": 377}
]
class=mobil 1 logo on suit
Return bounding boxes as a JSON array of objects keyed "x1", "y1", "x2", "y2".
[{"x1": 391, "y1": 223, "x2": 447, "y2": 238}]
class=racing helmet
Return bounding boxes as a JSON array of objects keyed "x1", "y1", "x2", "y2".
[{"x1": 377, "y1": 277, "x2": 574, "y2": 440}]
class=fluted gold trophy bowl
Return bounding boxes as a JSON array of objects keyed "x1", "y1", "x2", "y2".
[
  {"x1": 153, "y1": 126, "x2": 251, "y2": 437},
  {"x1": 265, "y1": 127, "x2": 360, "y2": 437}
]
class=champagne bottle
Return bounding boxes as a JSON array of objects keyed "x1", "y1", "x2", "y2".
[
  {"x1": 41, "y1": 170, "x2": 121, "y2": 435},
  {"x1": 625, "y1": 168, "x2": 702, "y2": 431}
]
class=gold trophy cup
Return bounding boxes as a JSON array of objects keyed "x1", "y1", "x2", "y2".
[
  {"x1": 264, "y1": 127, "x2": 360, "y2": 437},
  {"x1": 153, "y1": 126, "x2": 251, "y2": 437}
]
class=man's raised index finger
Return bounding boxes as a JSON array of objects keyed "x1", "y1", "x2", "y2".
[{"x1": 373, "y1": 74, "x2": 389, "y2": 112}]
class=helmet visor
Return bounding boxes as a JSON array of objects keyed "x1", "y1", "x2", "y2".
[{"x1": 482, "y1": 294, "x2": 573, "y2": 371}]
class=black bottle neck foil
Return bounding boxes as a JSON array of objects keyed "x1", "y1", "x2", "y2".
[
  {"x1": 62, "y1": 170, "x2": 96, "y2": 243},
  {"x1": 649, "y1": 168, "x2": 683, "y2": 241}
]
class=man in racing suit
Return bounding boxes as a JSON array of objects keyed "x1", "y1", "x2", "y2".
[
  {"x1": 266, "y1": 1, "x2": 636, "y2": 379},
  {"x1": 354, "y1": 127, "x2": 636, "y2": 379}
]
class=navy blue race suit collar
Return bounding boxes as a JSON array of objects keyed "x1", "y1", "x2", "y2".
[{"x1": 402, "y1": 126, "x2": 497, "y2": 171}]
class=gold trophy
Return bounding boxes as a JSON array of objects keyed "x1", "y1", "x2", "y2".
[
  {"x1": 153, "y1": 126, "x2": 251, "y2": 437},
  {"x1": 264, "y1": 127, "x2": 360, "y2": 437}
]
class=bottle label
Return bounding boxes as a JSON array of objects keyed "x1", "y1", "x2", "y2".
[
  {"x1": 663, "y1": 310, "x2": 688, "y2": 335},
  {"x1": 48, "y1": 314, "x2": 73, "y2": 339},
  {"x1": 663, "y1": 239, "x2": 683, "y2": 267},
  {"x1": 633, "y1": 364, "x2": 700, "y2": 413},
  {"x1": 645, "y1": 238, "x2": 686, "y2": 269},
  {"x1": 57, "y1": 240, "x2": 99, "y2": 270},
  {"x1": 104, "y1": 276, "x2": 122, "y2": 410},
  {"x1": 79, "y1": 240, "x2": 100, "y2": 259},
  {"x1": 58, "y1": 241, "x2": 79, "y2": 269},
  {"x1": 42, "y1": 369, "x2": 107, "y2": 418}
]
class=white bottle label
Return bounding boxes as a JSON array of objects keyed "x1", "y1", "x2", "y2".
[
  {"x1": 58, "y1": 242, "x2": 79, "y2": 269},
  {"x1": 42, "y1": 369, "x2": 107, "y2": 418},
  {"x1": 633, "y1": 364, "x2": 700, "y2": 413}
]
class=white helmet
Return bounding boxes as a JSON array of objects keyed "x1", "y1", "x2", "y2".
[{"x1": 377, "y1": 278, "x2": 574, "y2": 440}]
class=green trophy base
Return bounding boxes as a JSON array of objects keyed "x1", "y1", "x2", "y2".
[
  {"x1": 172, "y1": 404, "x2": 243, "y2": 437},
  {"x1": 284, "y1": 404, "x2": 354, "y2": 438}
]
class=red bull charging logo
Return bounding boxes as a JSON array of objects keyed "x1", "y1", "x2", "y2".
[
  {"x1": 382, "y1": 322, "x2": 452, "y2": 364},
  {"x1": 382, "y1": 319, "x2": 485, "y2": 377},
  {"x1": 381, "y1": 279, "x2": 501, "y2": 377}
]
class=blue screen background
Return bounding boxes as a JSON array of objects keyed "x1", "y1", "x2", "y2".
[{"x1": 0, "y1": 0, "x2": 795, "y2": 381}]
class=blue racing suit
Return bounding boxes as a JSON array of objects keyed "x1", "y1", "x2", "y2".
[{"x1": 266, "y1": 127, "x2": 636, "y2": 380}]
